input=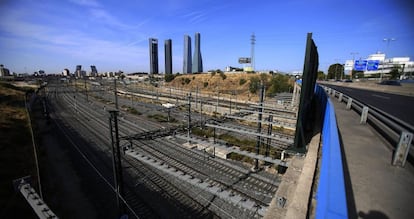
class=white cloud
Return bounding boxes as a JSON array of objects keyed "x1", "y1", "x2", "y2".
[
  {"x1": 68, "y1": 0, "x2": 101, "y2": 7},
  {"x1": 0, "y1": 6, "x2": 150, "y2": 72}
]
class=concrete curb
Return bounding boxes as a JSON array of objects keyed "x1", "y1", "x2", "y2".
[{"x1": 264, "y1": 133, "x2": 320, "y2": 219}]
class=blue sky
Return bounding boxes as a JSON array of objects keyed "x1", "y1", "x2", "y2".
[{"x1": 0, "y1": 0, "x2": 413, "y2": 74}]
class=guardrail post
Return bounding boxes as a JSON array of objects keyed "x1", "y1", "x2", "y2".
[
  {"x1": 338, "y1": 93, "x2": 343, "y2": 102},
  {"x1": 392, "y1": 132, "x2": 413, "y2": 167},
  {"x1": 346, "y1": 98, "x2": 353, "y2": 110},
  {"x1": 360, "y1": 106, "x2": 369, "y2": 124}
]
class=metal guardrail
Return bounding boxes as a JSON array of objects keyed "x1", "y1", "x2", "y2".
[{"x1": 321, "y1": 85, "x2": 414, "y2": 165}]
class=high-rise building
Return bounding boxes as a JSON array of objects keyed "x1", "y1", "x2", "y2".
[
  {"x1": 192, "y1": 33, "x2": 203, "y2": 73},
  {"x1": 183, "y1": 35, "x2": 192, "y2": 74},
  {"x1": 164, "y1": 39, "x2": 172, "y2": 75},
  {"x1": 75, "y1": 65, "x2": 82, "y2": 77},
  {"x1": 149, "y1": 38, "x2": 159, "y2": 74},
  {"x1": 90, "y1": 65, "x2": 98, "y2": 77},
  {"x1": 0, "y1": 64, "x2": 10, "y2": 77}
]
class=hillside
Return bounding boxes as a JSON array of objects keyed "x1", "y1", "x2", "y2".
[{"x1": 166, "y1": 72, "x2": 294, "y2": 102}]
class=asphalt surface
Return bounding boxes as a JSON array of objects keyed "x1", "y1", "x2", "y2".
[{"x1": 323, "y1": 84, "x2": 414, "y2": 127}]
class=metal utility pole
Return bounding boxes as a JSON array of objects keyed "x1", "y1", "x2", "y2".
[
  {"x1": 84, "y1": 78, "x2": 88, "y2": 102},
  {"x1": 350, "y1": 52, "x2": 359, "y2": 79},
  {"x1": 109, "y1": 110, "x2": 124, "y2": 217},
  {"x1": 265, "y1": 115, "x2": 273, "y2": 157},
  {"x1": 254, "y1": 83, "x2": 264, "y2": 171},
  {"x1": 195, "y1": 86, "x2": 199, "y2": 109},
  {"x1": 381, "y1": 38, "x2": 396, "y2": 81},
  {"x1": 187, "y1": 93, "x2": 192, "y2": 142},
  {"x1": 216, "y1": 89, "x2": 219, "y2": 114},
  {"x1": 114, "y1": 78, "x2": 119, "y2": 109},
  {"x1": 200, "y1": 100, "x2": 203, "y2": 127},
  {"x1": 251, "y1": 33, "x2": 256, "y2": 71},
  {"x1": 229, "y1": 93, "x2": 232, "y2": 115}
]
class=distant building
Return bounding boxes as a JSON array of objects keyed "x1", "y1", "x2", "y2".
[
  {"x1": 192, "y1": 33, "x2": 203, "y2": 73},
  {"x1": 164, "y1": 39, "x2": 172, "y2": 75},
  {"x1": 90, "y1": 65, "x2": 98, "y2": 77},
  {"x1": 63, "y1": 68, "x2": 70, "y2": 76},
  {"x1": 183, "y1": 35, "x2": 192, "y2": 74},
  {"x1": 348, "y1": 52, "x2": 414, "y2": 77},
  {"x1": 0, "y1": 64, "x2": 10, "y2": 77},
  {"x1": 149, "y1": 38, "x2": 159, "y2": 74},
  {"x1": 75, "y1": 65, "x2": 82, "y2": 77}
]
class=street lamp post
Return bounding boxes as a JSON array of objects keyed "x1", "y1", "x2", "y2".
[
  {"x1": 350, "y1": 52, "x2": 359, "y2": 79},
  {"x1": 382, "y1": 38, "x2": 396, "y2": 81}
]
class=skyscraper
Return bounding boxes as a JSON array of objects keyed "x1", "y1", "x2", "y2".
[
  {"x1": 183, "y1": 35, "x2": 192, "y2": 74},
  {"x1": 75, "y1": 65, "x2": 82, "y2": 77},
  {"x1": 192, "y1": 33, "x2": 203, "y2": 73},
  {"x1": 164, "y1": 39, "x2": 172, "y2": 75},
  {"x1": 149, "y1": 38, "x2": 159, "y2": 74},
  {"x1": 90, "y1": 65, "x2": 98, "y2": 77}
]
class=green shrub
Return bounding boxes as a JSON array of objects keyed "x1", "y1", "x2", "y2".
[
  {"x1": 184, "y1": 78, "x2": 191, "y2": 84},
  {"x1": 220, "y1": 72, "x2": 227, "y2": 80},
  {"x1": 164, "y1": 74, "x2": 175, "y2": 82},
  {"x1": 249, "y1": 76, "x2": 260, "y2": 93},
  {"x1": 239, "y1": 78, "x2": 247, "y2": 85}
]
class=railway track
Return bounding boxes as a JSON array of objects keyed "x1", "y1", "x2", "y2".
[
  {"x1": 46, "y1": 82, "x2": 283, "y2": 218},
  {"x1": 49, "y1": 84, "x2": 215, "y2": 218}
]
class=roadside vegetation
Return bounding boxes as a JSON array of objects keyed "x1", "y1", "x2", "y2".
[
  {"x1": 190, "y1": 127, "x2": 283, "y2": 164},
  {"x1": 121, "y1": 105, "x2": 142, "y2": 115}
]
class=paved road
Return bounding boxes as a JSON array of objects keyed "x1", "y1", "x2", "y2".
[{"x1": 323, "y1": 84, "x2": 414, "y2": 127}]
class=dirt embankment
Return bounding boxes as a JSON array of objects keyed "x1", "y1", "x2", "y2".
[
  {"x1": 0, "y1": 83, "x2": 38, "y2": 218},
  {"x1": 166, "y1": 73, "x2": 265, "y2": 102}
]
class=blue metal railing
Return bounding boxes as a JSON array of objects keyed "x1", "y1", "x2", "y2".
[{"x1": 315, "y1": 85, "x2": 348, "y2": 219}]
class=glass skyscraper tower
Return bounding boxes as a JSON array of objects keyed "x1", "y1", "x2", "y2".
[
  {"x1": 183, "y1": 35, "x2": 192, "y2": 74},
  {"x1": 192, "y1": 33, "x2": 203, "y2": 73},
  {"x1": 149, "y1": 38, "x2": 159, "y2": 74},
  {"x1": 164, "y1": 39, "x2": 172, "y2": 75}
]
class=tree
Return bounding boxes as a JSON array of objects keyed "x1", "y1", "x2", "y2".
[
  {"x1": 353, "y1": 70, "x2": 364, "y2": 79},
  {"x1": 249, "y1": 76, "x2": 260, "y2": 93},
  {"x1": 328, "y1": 63, "x2": 344, "y2": 80},
  {"x1": 389, "y1": 67, "x2": 400, "y2": 80},
  {"x1": 317, "y1": 70, "x2": 325, "y2": 80},
  {"x1": 164, "y1": 74, "x2": 175, "y2": 82},
  {"x1": 266, "y1": 74, "x2": 293, "y2": 96}
]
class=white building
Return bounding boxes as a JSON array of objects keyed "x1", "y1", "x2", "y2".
[{"x1": 347, "y1": 52, "x2": 414, "y2": 78}]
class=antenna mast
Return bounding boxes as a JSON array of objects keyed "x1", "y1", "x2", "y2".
[{"x1": 251, "y1": 33, "x2": 256, "y2": 72}]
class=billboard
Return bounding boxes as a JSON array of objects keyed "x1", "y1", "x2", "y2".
[
  {"x1": 238, "y1": 57, "x2": 251, "y2": 64},
  {"x1": 345, "y1": 60, "x2": 354, "y2": 71},
  {"x1": 354, "y1": 60, "x2": 367, "y2": 71},
  {"x1": 366, "y1": 60, "x2": 379, "y2": 71}
]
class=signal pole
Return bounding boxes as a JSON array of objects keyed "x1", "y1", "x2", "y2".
[
  {"x1": 253, "y1": 83, "x2": 264, "y2": 171},
  {"x1": 187, "y1": 93, "x2": 191, "y2": 143},
  {"x1": 109, "y1": 110, "x2": 124, "y2": 217},
  {"x1": 251, "y1": 33, "x2": 256, "y2": 71}
]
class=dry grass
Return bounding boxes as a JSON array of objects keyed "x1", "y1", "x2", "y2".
[{"x1": 168, "y1": 73, "x2": 263, "y2": 101}]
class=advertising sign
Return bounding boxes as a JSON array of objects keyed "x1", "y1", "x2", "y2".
[
  {"x1": 238, "y1": 57, "x2": 251, "y2": 64},
  {"x1": 366, "y1": 60, "x2": 379, "y2": 71},
  {"x1": 354, "y1": 60, "x2": 367, "y2": 71}
]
